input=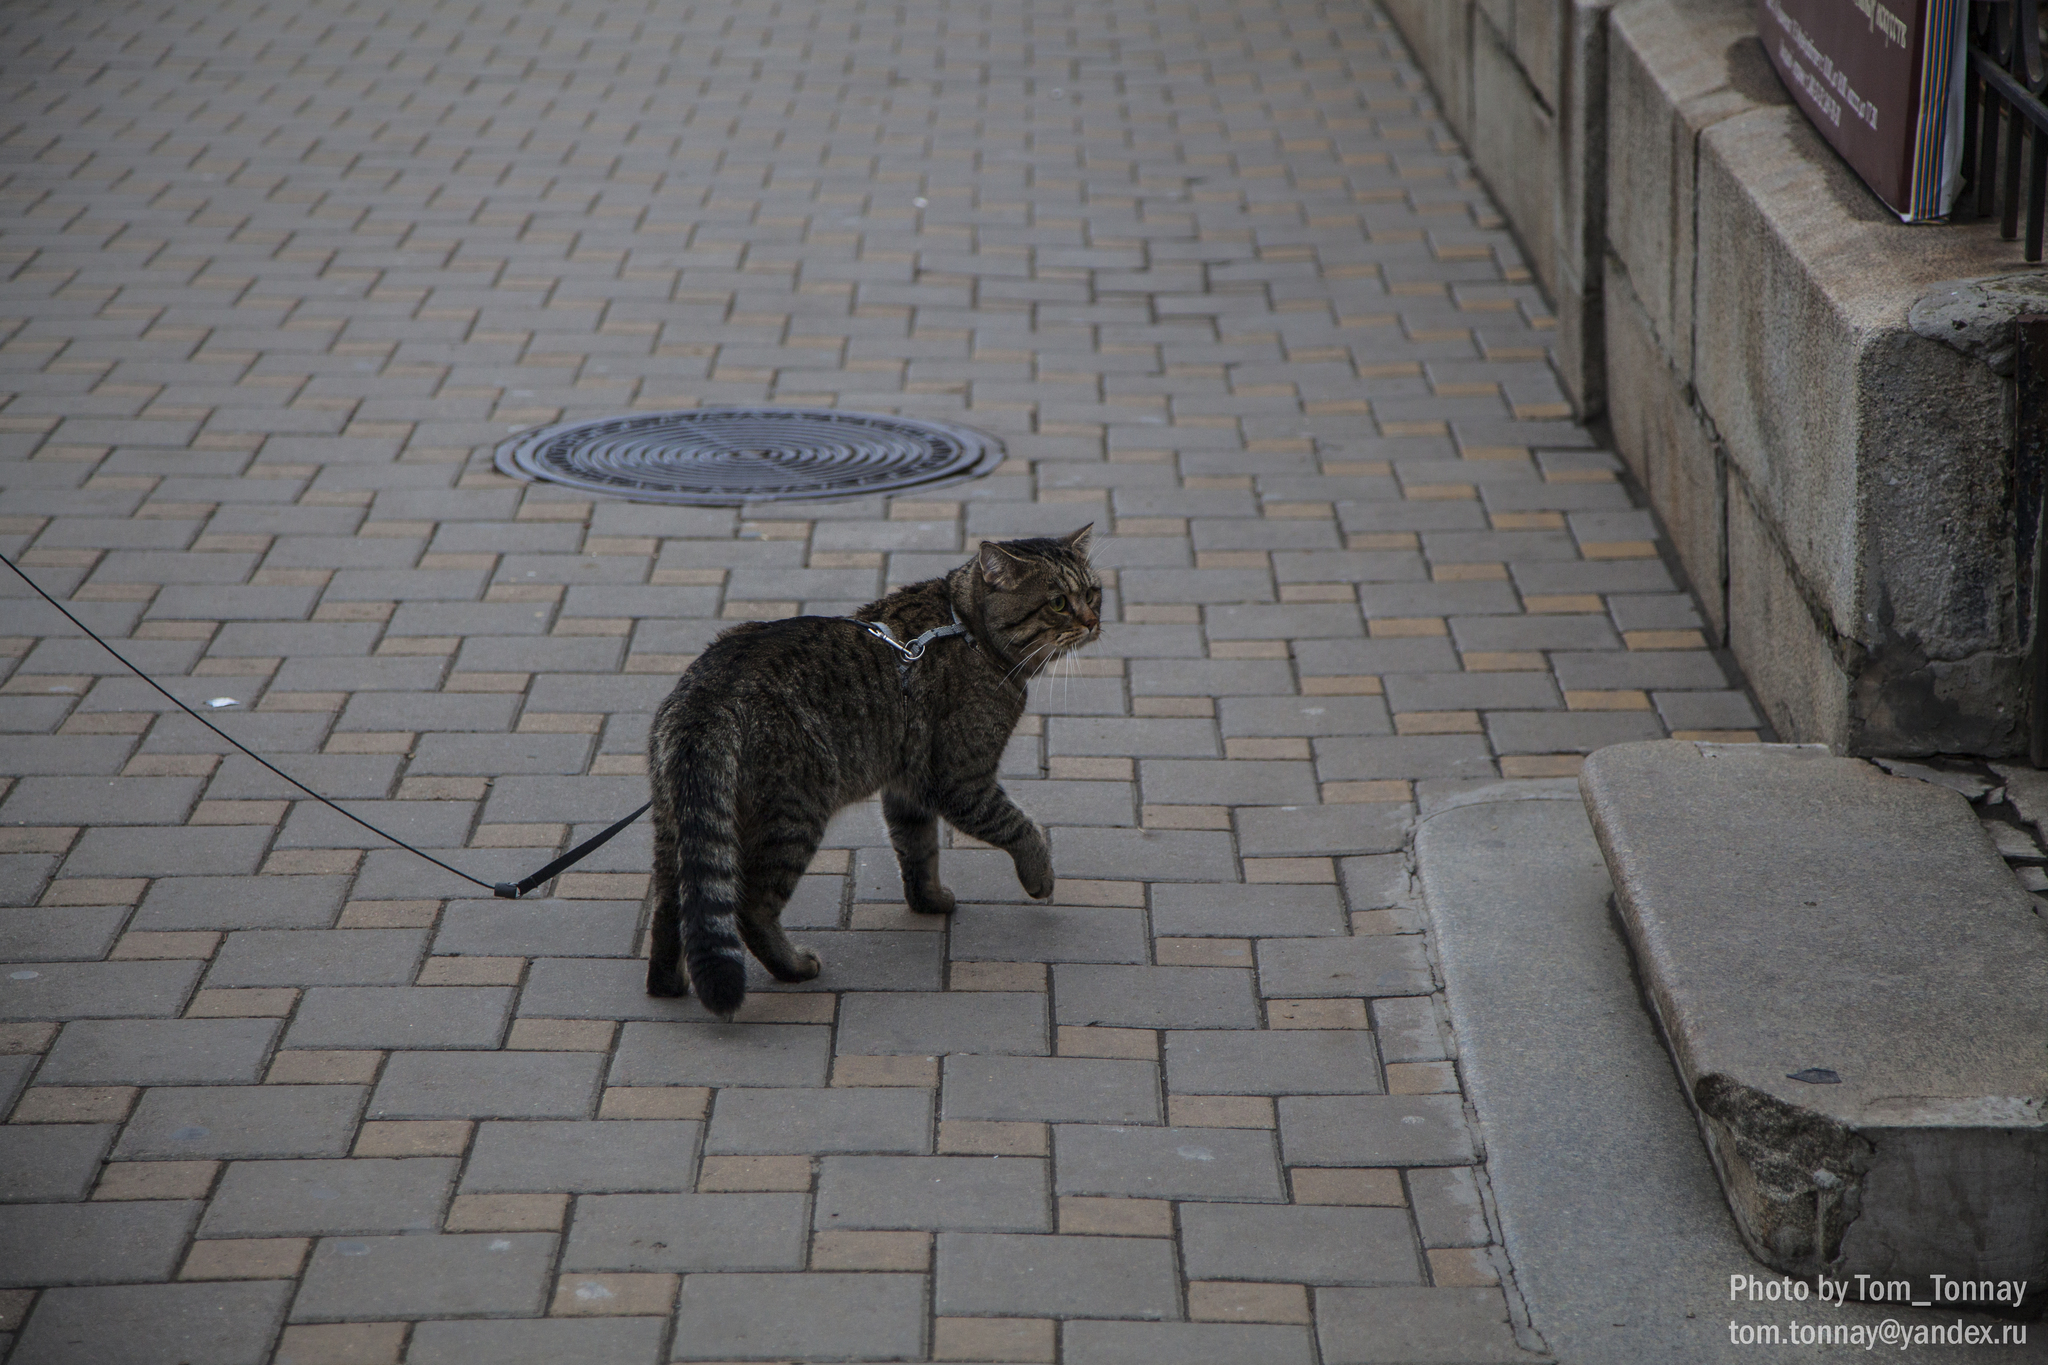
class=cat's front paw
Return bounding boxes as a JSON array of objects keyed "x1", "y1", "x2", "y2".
[
  {"x1": 907, "y1": 885, "x2": 957, "y2": 916},
  {"x1": 1012, "y1": 828, "x2": 1054, "y2": 900}
]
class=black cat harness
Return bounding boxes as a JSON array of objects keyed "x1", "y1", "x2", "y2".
[{"x1": 858, "y1": 608, "x2": 971, "y2": 687}]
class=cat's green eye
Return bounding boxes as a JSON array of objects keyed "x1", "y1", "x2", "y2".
[{"x1": 1049, "y1": 594, "x2": 1068, "y2": 612}]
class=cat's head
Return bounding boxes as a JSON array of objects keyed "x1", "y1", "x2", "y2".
[{"x1": 974, "y1": 524, "x2": 1101, "y2": 672}]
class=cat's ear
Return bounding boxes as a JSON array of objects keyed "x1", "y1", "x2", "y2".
[
  {"x1": 1062, "y1": 523, "x2": 1094, "y2": 557},
  {"x1": 978, "y1": 540, "x2": 1028, "y2": 589}
]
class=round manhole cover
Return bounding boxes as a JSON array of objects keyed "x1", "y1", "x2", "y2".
[{"x1": 493, "y1": 407, "x2": 1003, "y2": 506}]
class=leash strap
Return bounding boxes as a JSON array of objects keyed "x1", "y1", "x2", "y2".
[
  {"x1": 3, "y1": 549, "x2": 645, "y2": 901},
  {"x1": 493, "y1": 800, "x2": 652, "y2": 898},
  {"x1": 859, "y1": 609, "x2": 969, "y2": 686}
]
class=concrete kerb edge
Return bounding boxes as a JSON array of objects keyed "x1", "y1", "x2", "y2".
[{"x1": 1409, "y1": 779, "x2": 1588, "y2": 1362}]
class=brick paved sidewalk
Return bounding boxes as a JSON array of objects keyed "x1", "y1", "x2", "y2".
[{"x1": 0, "y1": 0, "x2": 1762, "y2": 1361}]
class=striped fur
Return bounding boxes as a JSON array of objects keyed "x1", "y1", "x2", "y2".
[{"x1": 645, "y1": 527, "x2": 1099, "y2": 1019}]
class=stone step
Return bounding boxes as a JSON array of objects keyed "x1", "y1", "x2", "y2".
[{"x1": 1579, "y1": 740, "x2": 2048, "y2": 1294}]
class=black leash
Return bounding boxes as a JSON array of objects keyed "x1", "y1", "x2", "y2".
[{"x1": 2, "y1": 551, "x2": 646, "y2": 900}]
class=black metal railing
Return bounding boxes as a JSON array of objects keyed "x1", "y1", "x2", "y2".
[{"x1": 1961, "y1": 0, "x2": 2048, "y2": 260}]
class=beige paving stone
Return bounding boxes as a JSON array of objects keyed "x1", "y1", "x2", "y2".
[
  {"x1": 354, "y1": 1120, "x2": 471, "y2": 1157},
  {"x1": 94, "y1": 1160, "x2": 218, "y2": 1201},
  {"x1": 266, "y1": 1051, "x2": 381, "y2": 1085},
  {"x1": 596, "y1": 1086, "x2": 710, "y2": 1120},
  {"x1": 1057, "y1": 1196, "x2": 1175, "y2": 1237},
  {"x1": 13, "y1": 1087, "x2": 138, "y2": 1124},
  {"x1": 1169, "y1": 1095, "x2": 1277, "y2": 1128},
  {"x1": 551, "y1": 1272, "x2": 679, "y2": 1316},
  {"x1": 1188, "y1": 1281, "x2": 1314, "y2": 1324},
  {"x1": 1428, "y1": 1247, "x2": 1502, "y2": 1287},
  {"x1": 271, "y1": 1322, "x2": 406, "y2": 1365},
  {"x1": 418, "y1": 956, "x2": 524, "y2": 986},
  {"x1": 950, "y1": 962, "x2": 1046, "y2": 992},
  {"x1": 1269, "y1": 999, "x2": 1370, "y2": 1029},
  {"x1": 446, "y1": 1192, "x2": 570, "y2": 1231},
  {"x1": 832, "y1": 1055, "x2": 939, "y2": 1087},
  {"x1": 699, "y1": 1156, "x2": 813, "y2": 1191},
  {"x1": 811, "y1": 1230, "x2": 932, "y2": 1271},
  {"x1": 1292, "y1": 1168, "x2": 1408, "y2": 1206},
  {"x1": 939, "y1": 1120, "x2": 1049, "y2": 1155},
  {"x1": 110, "y1": 931, "x2": 219, "y2": 959},
  {"x1": 185, "y1": 988, "x2": 298, "y2": 1018},
  {"x1": 932, "y1": 1317, "x2": 1057, "y2": 1362},
  {"x1": 180, "y1": 1237, "x2": 310, "y2": 1281},
  {"x1": 1057, "y1": 1026, "x2": 1157, "y2": 1059},
  {"x1": 0, "y1": 1023, "x2": 58, "y2": 1055}
]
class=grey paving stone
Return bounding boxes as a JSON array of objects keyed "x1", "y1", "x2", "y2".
[
  {"x1": 1256, "y1": 936, "x2": 1433, "y2": 998},
  {"x1": 1313, "y1": 735, "x2": 1496, "y2": 781},
  {"x1": 39, "y1": 1017, "x2": 280, "y2": 1085},
  {"x1": 518, "y1": 957, "x2": 707, "y2": 1021},
  {"x1": 1139, "y1": 759, "x2": 1319, "y2": 806},
  {"x1": 1609, "y1": 593, "x2": 1706, "y2": 630},
  {"x1": 132, "y1": 875, "x2": 348, "y2": 931},
  {"x1": 1372, "y1": 997, "x2": 1450, "y2": 1064},
  {"x1": 272, "y1": 801, "x2": 478, "y2": 851},
  {"x1": 564, "y1": 1192, "x2": 810, "y2": 1272},
  {"x1": 1064, "y1": 1322, "x2": 1315, "y2": 1365},
  {"x1": 1050, "y1": 828, "x2": 1238, "y2": 882},
  {"x1": 1382, "y1": 672, "x2": 1563, "y2": 712},
  {"x1": 948, "y1": 903, "x2": 1147, "y2": 963},
  {"x1": 1410, "y1": 1166, "x2": 1490, "y2": 1248},
  {"x1": 115, "y1": 1084, "x2": 366, "y2": 1160},
  {"x1": 460, "y1": 1119, "x2": 703, "y2": 1193},
  {"x1": 1279, "y1": 1095, "x2": 1478, "y2": 1168},
  {"x1": 942, "y1": 1055, "x2": 1161, "y2": 1124},
  {"x1": 335, "y1": 691, "x2": 518, "y2": 734},
  {"x1": 1054, "y1": 965, "x2": 1260, "y2": 1029},
  {"x1": 1361, "y1": 582, "x2": 1520, "y2": 618},
  {"x1": 199, "y1": 1157, "x2": 458, "y2": 1237},
  {"x1": 836, "y1": 992, "x2": 1048, "y2": 1056},
  {"x1": 406, "y1": 1318, "x2": 666, "y2": 1365},
  {"x1": 0, "y1": 960, "x2": 203, "y2": 1021},
  {"x1": 0, "y1": 735, "x2": 136, "y2": 777},
  {"x1": 609, "y1": 1022, "x2": 834, "y2": 1087},
  {"x1": 284, "y1": 986, "x2": 513, "y2": 1050},
  {"x1": 1315, "y1": 1286, "x2": 1529, "y2": 1363},
  {"x1": 1164, "y1": 1030, "x2": 1383, "y2": 1096},
  {"x1": 206, "y1": 929, "x2": 427, "y2": 988},
  {"x1": 0, "y1": 1124, "x2": 116, "y2": 1203},
  {"x1": 0, "y1": 1200, "x2": 200, "y2": 1286},
  {"x1": 203, "y1": 754, "x2": 400, "y2": 800},
  {"x1": 1048, "y1": 716, "x2": 1219, "y2": 757},
  {"x1": 1151, "y1": 883, "x2": 1348, "y2": 937},
  {"x1": 1447, "y1": 613, "x2": 1622, "y2": 653},
  {"x1": 670, "y1": 1272, "x2": 925, "y2": 1362},
  {"x1": 370, "y1": 1050, "x2": 605, "y2": 1119},
  {"x1": 434, "y1": 900, "x2": 639, "y2": 958},
  {"x1": 745, "y1": 930, "x2": 945, "y2": 994},
  {"x1": 0, "y1": 855, "x2": 59, "y2": 911},
  {"x1": 706, "y1": 1087, "x2": 932, "y2": 1154},
  {"x1": 58, "y1": 825, "x2": 269, "y2": 879},
  {"x1": 1129, "y1": 659, "x2": 1295, "y2": 696},
  {"x1": 1236, "y1": 803, "x2": 1409, "y2": 857},
  {"x1": 1339, "y1": 853, "x2": 1411, "y2": 911},
  {"x1": 408, "y1": 733, "x2": 594, "y2": 775},
  {"x1": 1652, "y1": 689, "x2": 1762, "y2": 729},
  {"x1": 1486, "y1": 710, "x2": 1665, "y2": 754},
  {"x1": 1549, "y1": 650, "x2": 1729, "y2": 691},
  {"x1": 0, "y1": 1054, "x2": 29, "y2": 1118},
  {"x1": 0, "y1": 906, "x2": 128, "y2": 962},
  {"x1": 290, "y1": 1232, "x2": 557, "y2": 1322},
  {"x1": 1512, "y1": 559, "x2": 1676, "y2": 595},
  {"x1": 1181, "y1": 1202, "x2": 1422, "y2": 1284},
  {"x1": 1220, "y1": 696, "x2": 1392, "y2": 738},
  {"x1": 1206, "y1": 602, "x2": 1361, "y2": 639},
  {"x1": 815, "y1": 1155, "x2": 1049, "y2": 1232},
  {"x1": 934, "y1": 1232, "x2": 1178, "y2": 1319},
  {"x1": 1054, "y1": 1124, "x2": 1285, "y2": 1200},
  {"x1": 852, "y1": 846, "x2": 1045, "y2": 905},
  {"x1": 1008, "y1": 778, "x2": 1139, "y2": 826},
  {"x1": 12, "y1": 1281, "x2": 291, "y2": 1365}
]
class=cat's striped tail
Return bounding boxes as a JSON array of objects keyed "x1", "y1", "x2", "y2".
[{"x1": 671, "y1": 721, "x2": 749, "y2": 1019}]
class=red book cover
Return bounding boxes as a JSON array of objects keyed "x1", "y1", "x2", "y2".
[{"x1": 1757, "y1": 0, "x2": 1967, "y2": 220}]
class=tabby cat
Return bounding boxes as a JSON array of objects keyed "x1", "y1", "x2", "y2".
[{"x1": 645, "y1": 525, "x2": 1101, "y2": 1019}]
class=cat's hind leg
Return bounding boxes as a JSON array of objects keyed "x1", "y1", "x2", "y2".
[
  {"x1": 735, "y1": 803, "x2": 826, "y2": 983},
  {"x1": 645, "y1": 819, "x2": 688, "y2": 997},
  {"x1": 884, "y1": 786, "x2": 955, "y2": 915}
]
